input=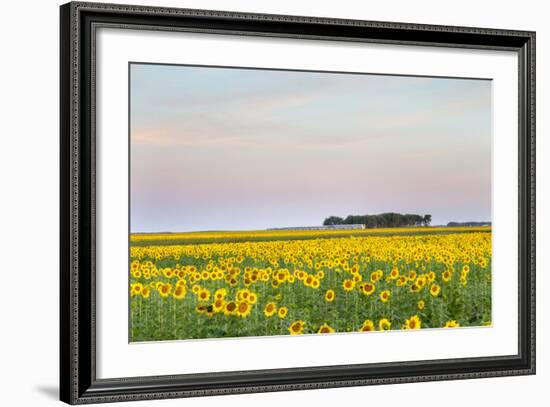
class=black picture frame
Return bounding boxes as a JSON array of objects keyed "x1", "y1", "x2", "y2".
[{"x1": 60, "y1": 1, "x2": 536, "y2": 404}]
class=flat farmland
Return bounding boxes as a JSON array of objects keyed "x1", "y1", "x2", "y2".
[{"x1": 129, "y1": 226, "x2": 491, "y2": 341}]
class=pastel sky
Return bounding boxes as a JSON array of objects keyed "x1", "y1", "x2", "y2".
[{"x1": 130, "y1": 63, "x2": 492, "y2": 233}]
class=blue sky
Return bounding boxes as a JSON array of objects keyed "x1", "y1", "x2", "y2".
[{"x1": 130, "y1": 63, "x2": 492, "y2": 232}]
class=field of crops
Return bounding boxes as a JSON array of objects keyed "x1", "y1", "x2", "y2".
[
  {"x1": 130, "y1": 225, "x2": 490, "y2": 246},
  {"x1": 129, "y1": 228, "x2": 492, "y2": 341}
]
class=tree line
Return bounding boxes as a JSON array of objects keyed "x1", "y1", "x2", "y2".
[{"x1": 323, "y1": 213, "x2": 432, "y2": 228}]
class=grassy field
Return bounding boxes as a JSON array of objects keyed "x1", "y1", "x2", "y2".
[
  {"x1": 130, "y1": 225, "x2": 491, "y2": 246},
  {"x1": 129, "y1": 226, "x2": 492, "y2": 341}
]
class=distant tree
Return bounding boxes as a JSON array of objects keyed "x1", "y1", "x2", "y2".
[
  {"x1": 323, "y1": 216, "x2": 345, "y2": 226},
  {"x1": 423, "y1": 214, "x2": 432, "y2": 226},
  {"x1": 324, "y1": 212, "x2": 432, "y2": 228}
]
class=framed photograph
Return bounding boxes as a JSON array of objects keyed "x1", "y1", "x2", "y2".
[{"x1": 60, "y1": 1, "x2": 536, "y2": 404}]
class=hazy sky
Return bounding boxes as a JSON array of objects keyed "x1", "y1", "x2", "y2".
[{"x1": 130, "y1": 63, "x2": 492, "y2": 233}]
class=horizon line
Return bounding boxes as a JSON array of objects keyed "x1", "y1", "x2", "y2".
[{"x1": 130, "y1": 221, "x2": 493, "y2": 235}]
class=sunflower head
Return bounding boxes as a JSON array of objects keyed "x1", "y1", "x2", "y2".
[
  {"x1": 141, "y1": 286, "x2": 150, "y2": 299},
  {"x1": 236, "y1": 301, "x2": 251, "y2": 318},
  {"x1": 378, "y1": 318, "x2": 391, "y2": 331},
  {"x1": 416, "y1": 276, "x2": 427, "y2": 288},
  {"x1": 311, "y1": 278, "x2": 321, "y2": 289},
  {"x1": 403, "y1": 315, "x2": 421, "y2": 330},
  {"x1": 442, "y1": 270, "x2": 452, "y2": 283},
  {"x1": 370, "y1": 270, "x2": 383, "y2": 283},
  {"x1": 173, "y1": 286, "x2": 186, "y2": 300},
  {"x1": 396, "y1": 276, "x2": 407, "y2": 286},
  {"x1": 263, "y1": 302, "x2": 277, "y2": 317},
  {"x1": 362, "y1": 282, "x2": 376, "y2": 296},
  {"x1": 278, "y1": 306, "x2": 288, "y2": 319},
  {"x1": 318, "y1": 323, "x2": 335, "y2": 334},
  {"x1": 247, "y1": 292, "x2": 258, "y2": 304},
  {"x1": 289, "y1": 320, "x2": 305, "y2": 335},
  {"x1": 410, "y1": 283, "x2": 421, "y2": 293},
  {"x1": 360, "y1": 320, "x2": 375, "y2": 332},
  {"x1": 325, "y1": 289, "x2": 335, "y2": 302},
  {"x1": 342, "y1": 279, "x2": 355, "y2": 292},
  {"x1": 214, "y1": 288, "x2": 227, "y2": 300},
  {"x1": 213, "y1": 299, "x2": 225, "y2": 313},
  {"x1": 130, "y1": 283, "x2": 143, "y2": 297},
  {"x1": 429, "y1": 284, "x2": 441, "y2": 297},
  {"x1": 224, "y1": 301, "x2": 237, "y2": 316},
  {"x1": 159, "y1": 283, "x2": 172, "y2": 298},
  {"x1": 198, "y1": 288, "x2": 211, "y2": 302}
]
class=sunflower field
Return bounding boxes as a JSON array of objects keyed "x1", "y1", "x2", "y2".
[{"x1": 129, "y1": 227, "x2": 491, "y2": 341}]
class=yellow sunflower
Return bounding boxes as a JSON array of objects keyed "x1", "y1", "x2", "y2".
[
  {"x1": 318, "y1": 323, "x2": 335, "y2": 334},
  {"x1": 172, "y1": 285, "x2": 186, "y2": 300},
  {"x1": 343, "y1": 279, "x2": 355, "y2": 292},
  {"x1": 427, "y1": 271, "x2": 436, "y2": 282},
  {"x1": 195, "y1": 305, "x2": 208, "y2": 314},
  {"x1": 278, "y1": 306, "x2": 288, "y2": 319},
  {"x1": 361, "y1": 282, "x2": 376, "y2": 296},
  {"x1": 396, "y1": 276, "x2": 408, "y2": 287},
  {"x1": 214, "y1": 288, "x2": 227, "y2": 300},
  {"x1": 429, "y1": 284, "x2": 441, "y2": 297},
  {"x1": 213, "y1": 299, "x2": 225, "y2": 313},
  {"x1": 409, "y1": 283, "x2": 421, "y2": 293},
  {"x1": 289, "y1": 320, "x2": 305, "y2": 335},
  {"x1": 442, "y1": 270, "x2": 452, "y2": 283},
  {"x1": 130, "y1": 282, "x2": 143, "y2": 297},
  {"x1": 224, "y1": 301, "x2": 237, "y2": 316},
  {"x1": 378, "y1": 318, "x2": 391, "y2": 331},
  {"x1": 311, "y1": 278, "x2": 321, "y2": 289},
  {"x1": 416, "y1": 276, "x2": 427, "y2": 288},
  {"x1": 359, "y1": 319, "x2": 375, "y2": 332},
  {"x1": 247, "y1": 292, "x2": 258, "y2": 304},
  {"x1": 370, "y1": 270, "x2": 383, "y2": 283},
  {"x1": 275, "y1": 271, "x2": 287, "y2": 283},
  {"x1": 158, "y1": 283, "x2": 172, "y2": 298},
  {"x1": 141, "y1": 286, "x2": 150, "y2": 299},
  {"x1": 198, "y1": 288, "x2": 211, "y2": 302},
  {"x1": 325, "y1": 289, "x2": 335, "y2": 302},
  {"x1": 264, "y1": 302, "x2": 277, "y2": 317},
  {"x1": 236, "y1": 288, "x2": 250, "y2": 302},
  {"x1": 403, "y1": 315, "x2": 421, "y2": 330},
  {"x1": 236, "y1": 301, "x2": 251, "y2": 318}
]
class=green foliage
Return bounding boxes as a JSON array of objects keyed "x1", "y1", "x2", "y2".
[
  {"x1": 129, "y1": 231, "x2": 491, "y2": 341},
  {"x1": 323, "y1": 212, "x2": 432, "y2": 228}
]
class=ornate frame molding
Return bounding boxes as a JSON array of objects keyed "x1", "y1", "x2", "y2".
[{"x1": 60, "y1": 2, "x2": 535, "y2": 404}]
